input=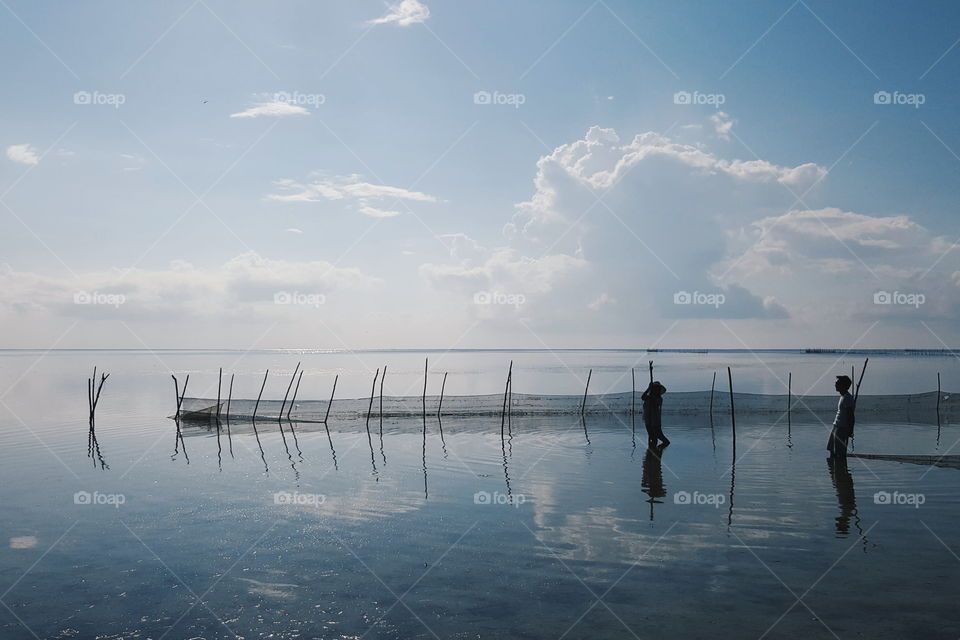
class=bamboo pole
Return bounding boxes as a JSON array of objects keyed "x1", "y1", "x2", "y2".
[
  {"x1": 226, "y1": 373, "x2": 234, "y2": 418},
  {"x1": 787, "y1": 372, "x2": 792, "y2": 416},
  {"x1": 581, "y1": 369, "x2": 592, "y2": 416},
  {"x1": 278, "y1": 361, "x2": 301, "y2": 421},
  {"x1": 507, "y1": 367, "x2": 513, "y2": 433},
  {"x1": 323, "y1": 374, "x2": 338, "y2": 424},
  {"x1": 216, "y1": 367, "x2": 222, "y2": 421},
  {"x1": 631, "y1": 368, "x2": 636, "y2": 415},
  {"x1": 937, "y1": 372, "x2": 941, "y2": 413},
  {"x1": 171, "y1": 374, "x2": 189, "y2": 418},
  {"x1": 438, "y1": 372, "x2": 448, "y2": 419},
  {"x1": 854, "y1": 358, "x2": 869, "y2": 404},
  {"x1": 727, "y1": 367, "x2": 736, "y2": 445},
  {"x1": 380, "y1": 365, "x2": 387, "y2": 421},
  {"x1": 287, "y1": 370, "x2": 303, "y2": 420},
  {"x1": 422, "y1": 358, "x2": 428, "y2": 419},
  {"x1": 366, "y1": 368, "x2": 380, "y2": 425},
  {"x1": 500, "y1": 361, "x2": 512, "y2": 437},
  {"x1": 253, "y1": 370, "x2": 269, "y2": 420},
  {"x1": 709, "y1": 371, "x2": 716, "y2": 418}
]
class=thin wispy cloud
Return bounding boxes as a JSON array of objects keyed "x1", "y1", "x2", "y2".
[
  {"x1": 269, "y1": 173, "x2": 437, "y2": 218},
  {"x1": 369, "y1": 0, "x2": 430, "y2": 26},
  {"x1": 230, "y1": 101, "x2": 310, "y2": 119},
  {"x1": 6, "y1": 143, "x2": 40, "y2": 165}
]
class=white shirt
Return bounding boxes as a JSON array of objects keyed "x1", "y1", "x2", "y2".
[{"x1": 833, "y1": 392, "x2": 854, "y2": 430}]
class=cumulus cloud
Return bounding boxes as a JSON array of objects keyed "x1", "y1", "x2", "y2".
[
  {"x1": 6, "y1": 144, "x2": 39, "y2": 165},
  {"x1": 418, "y1": 117, "x2": 864, "y2": 331},
  {"x1": 268, "y1": 172, "x2": 437, "y2": 218},
  {"x1": 369, "y1": 0, "x2": 430, "y2": 26},
  {"x1": 230, "y1": 101, "x2": 310, "y2": 118}
]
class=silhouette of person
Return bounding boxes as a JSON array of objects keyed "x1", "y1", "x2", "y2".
[
  {"x1": 641, "y1": 443, "x2": 668, "y2": 521},
  {"x1": 641, "y1": 381, "x2": 670, "y2": 446},
  {"x1": 827, "y1": 375, "x2": 855, "y2": 457}
]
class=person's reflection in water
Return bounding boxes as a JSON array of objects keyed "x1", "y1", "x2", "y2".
[
  {"x1": 827, "y1": 456, "x2": 863, "y2": 539},
  {"x1": 641, "y1": 443, "x2": 668, "y2": 521}
]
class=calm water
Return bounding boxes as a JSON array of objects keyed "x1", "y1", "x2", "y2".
[{"x1": 1, "y1": 350, "x2": 958, "y2": 639}]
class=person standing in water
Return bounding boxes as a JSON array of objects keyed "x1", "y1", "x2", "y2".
[
  {"x1": 827, "y1": 375, "x2": 855, "y2": 457},
  {"x1": 641, "y1": 380, "x2": 670, "y2": 446}
]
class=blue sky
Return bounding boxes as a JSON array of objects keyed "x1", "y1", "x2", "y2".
[{"x1": 2, "y1": 0, "x2": 959, "y2": 349}]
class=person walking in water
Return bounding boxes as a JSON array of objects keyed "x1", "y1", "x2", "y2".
[
  {"x1": 827, "y1": 375, "x2": 855, "y2": 457},
  {"x1": 641, "y1": 380, "x2": 670, "y2": 446}
]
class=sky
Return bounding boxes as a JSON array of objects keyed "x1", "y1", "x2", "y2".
[{"x1": 1, "y1": 0, "x2": 959, "y2": 350}]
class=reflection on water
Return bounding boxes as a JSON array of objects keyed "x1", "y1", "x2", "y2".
[
  {"x1": 641, "y1": 444, "x2": 667, "y2": 521},
  {"x1": 3, "y1": 352, "x2": 960, "y2": 639}
]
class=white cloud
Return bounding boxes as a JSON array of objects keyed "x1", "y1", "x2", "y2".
[
  {"x1": 0, "y1": 252, "x2": 380, "y2": 320},
  {"x1": 358, "y1": 206, "x2": 401, "y2": 218},
  {"x1": 6, "y1": 144, "x2": 39, "y2": 165},
  {"x1": 286, "y1": 228, "x2": 303, "y2": 234},
  {"x1": 269, "y1": 172, "x2": 437, "y2": 217},
  {"x1": 710, "y1": 111, "x2": 735, "y2": 140},
  {"x1": 369, "y1": 0, "x2": 430, "y2": 26},
  {"x1": 230, "y1": 101, "x2": 310, "y2": 118}
]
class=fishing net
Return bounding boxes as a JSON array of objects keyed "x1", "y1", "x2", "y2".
[{"x1": 178, "y1": 389, "x2": 954, "y2": 423}]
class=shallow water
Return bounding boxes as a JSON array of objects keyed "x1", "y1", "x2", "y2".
[{"x1": 1, "y1": 351, "x2": 959, "y2": 639}]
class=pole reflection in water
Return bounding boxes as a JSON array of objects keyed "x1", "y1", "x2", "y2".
[
  {"x1": 324, "y1": 420, "x2": 338, "y2": 471},
  {"x1": 171, "y1": 419, "x2": 189, "y2": 465},
  {"x1": 250, "y1": 418, "x2": 268, "y2": 474},
  {"x1": 278, "y1": 422, "x2": 300, "y2": 484},
  {"x1": 87, "y1": 420, "x2": 109, "y2": 471}
]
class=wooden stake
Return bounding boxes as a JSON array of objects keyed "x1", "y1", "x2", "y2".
[
  {"x1": 253, "y1": 370, "x2": 269, "y2": 420},
  {"x1": 709, "y1": 371, "x2": 716, "y2": 418},
  {"x1": 366, "y1": 368, "x2": 380, "y2": 425},
  {"x1": 500, "y1": 360, "x2": 512, "y2": 437},
  {"x1": 287, "y1": 370, "x2": 303, "y2": 420},
  {"x1": 581, "y1": 369, "x2": 592, "y2": 416},
  {"x1": 854, "y1": 358, "x2": 869, "y2": 405},
  {"x1": 937, "y1": 372, "x2": 941, "y2": 413},
  {"x1": 380, "y1": 365, "x2": 387, "y2": 422},
  {"x1": 631, "y1": 368, "x2": 636, "y2": 415},
  {"x1": 226, "y1": 374, "x2": 234, "y2": 419},
  {"x1": 279, "y1": 361, "x2": 301, "y2": 421},
  {"x1": 438, "y1": 372, "x2": 448, "y2": 419},
  {"x1": 171, "y1": 374, "x2": 189, "y2": 418},
  {"x1": 727, "y1": 366, "x2": 736, "y2": 445},
  {"x1": 648, "y1": 360, "x2": 654, "y2": 384},
  {"x1": 216, "y1": 367, "x2": 222, "y2": 421},
  {"x1": 323, "y1": 374, "x2": 338, "y2": 424},
  {"x1": 422, "y1": 358, "x2": 428, "y2": 418},
  {"x1": 787, "y1": 372, "x2": 792, "y2": 417}
]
